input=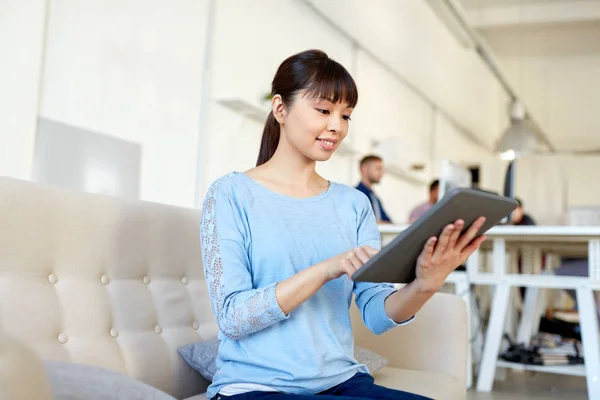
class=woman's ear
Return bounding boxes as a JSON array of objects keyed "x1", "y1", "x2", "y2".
[{"x1": 272, "y1": 94, "x2": 287, "y2": 124}]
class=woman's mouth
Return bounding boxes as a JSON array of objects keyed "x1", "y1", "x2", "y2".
[{"x1": 316, "y1": 138, "x2": 337, "y2": 151}]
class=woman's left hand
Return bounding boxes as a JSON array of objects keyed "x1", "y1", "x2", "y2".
[{"x1": 414, "y1": 217, "x2": 487, "y2": 294}]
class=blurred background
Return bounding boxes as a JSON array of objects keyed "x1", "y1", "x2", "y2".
[
  {"x1": 2, "y1": 1, "x2": 600, "y2": 398},
  {"x1": 3, "y1": 0, "x2": 599, "y2": 224}
]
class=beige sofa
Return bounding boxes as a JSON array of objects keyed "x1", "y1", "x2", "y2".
[{"x1": 0, "y1": 178, "x2": 467, "y2": 399}]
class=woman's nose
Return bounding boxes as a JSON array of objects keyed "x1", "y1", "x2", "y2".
[{"x1": 327, "y1": 116, "x2": 342, "y2": 132}]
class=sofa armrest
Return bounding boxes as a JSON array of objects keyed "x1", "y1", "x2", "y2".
[
  {"x1": 0, "y1": 332, "x2": 54, "y2": 400},
  {"x1": 351, "y1": 292, "x2": 467, "y2": 389}
]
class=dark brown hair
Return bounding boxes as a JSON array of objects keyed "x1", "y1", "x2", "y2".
[
  {"x1": 256, "y1": 50, "x2": 358, "y2": 166},
  {"x1": 359, "y1": 154, "x2": 383, "y2": 168}
]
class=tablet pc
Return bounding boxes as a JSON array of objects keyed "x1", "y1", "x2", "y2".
[{"x1": 351, "y1": 188, "x2": 518, "y2": 284}]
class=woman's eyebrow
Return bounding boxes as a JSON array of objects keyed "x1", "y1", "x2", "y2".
[{"x1": 315, "y1": 96, "x2": 335, "y2": 103}]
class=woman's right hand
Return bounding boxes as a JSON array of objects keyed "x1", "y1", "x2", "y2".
[{"x1": 321, "y1": 246, "x2": 380, "y2": 281}]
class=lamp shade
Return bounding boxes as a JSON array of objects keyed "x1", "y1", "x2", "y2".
[
  {"x1": 496, "y1": 119, "x2": 543, "y2": 155},
  {"x1": 495, "y1": 99, "x2": 543, "y2": 157}
]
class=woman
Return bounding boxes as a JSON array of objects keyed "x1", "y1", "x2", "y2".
[{"x1": 200, "y1": 49, "x2": 486, "y2": 400}]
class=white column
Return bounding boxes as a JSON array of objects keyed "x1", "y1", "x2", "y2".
[
  {"x1": 476, "y1": 282, "x2": 511, "y2": 392},
  {"x1": 455, "y1": 275, "x2": 473, "y2": 389},
  {"x1": 576, "y1": 286, "x2": 600, "y2": 399},
  {"x1": 493, "y1": 239, "x2": 506, "y2": 277}
]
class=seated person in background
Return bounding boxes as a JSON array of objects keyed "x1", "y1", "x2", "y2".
[
  {"x1": 511, "y1": 198, "x2": 536, "y2": 226},
  {"x1": 408, "y1": 180, "x2": 439, "y2": 223},
  {"x1": 355, "y1": 155, "x2": 393, "y2": 224}
]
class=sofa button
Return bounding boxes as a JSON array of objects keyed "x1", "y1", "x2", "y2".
[
  {"x1": 181, "y1": 276, "x2": 189, "y2": 285},
  {"x1": 48, "y1": 274, "x2": 58, "y2": 284},
  {"x1": 155, "y1": 325, "x2": 162, "y2": 334},
  {"x1": 192, "y1": 321, "x2": 199, "y2": 330},
  {"x1": 110, "y1": 328, "x2": 119, "y2": 338},
  {"x1": 57, "y1": 333, "x2": 68, "y2": 344},
  {"x1": 101, "y1": 275, "x2": 110, "y2": 285},
  {"x1": 143, "y1": 276, "x2": 151, "y2": 285}
]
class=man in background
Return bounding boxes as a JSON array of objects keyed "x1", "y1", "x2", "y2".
[
  {"x1": 355, "y1": 155, "x2": 392, "y2": 224},
  {"x1": 511, "y1": 198, "x2": 536, "y2": 225},
  {"x1": 408, "y1": 179, "x2": 439, "y2": 223}
]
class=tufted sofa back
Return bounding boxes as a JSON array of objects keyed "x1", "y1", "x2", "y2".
[{"x1": 0, "y1": 178, "x2": 216, "y2": 398}]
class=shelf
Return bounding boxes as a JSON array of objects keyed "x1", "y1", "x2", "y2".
[
  {"x1": 384, "y1": 164, "x2": 428, "y2": 186},
  {"x1": 216, "y1": 98, "x2": 269, "y2": 123},
  {"x1": 496, "y1": 360, "x2": 586, "y2": 377},
  {"x1": 468, "y1": 273, "x2": 597, "y2": 289}
]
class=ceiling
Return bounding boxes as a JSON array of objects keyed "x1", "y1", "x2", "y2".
[
  {"x1": 459, "y1": 0, "x2": 600, "y2": 152},
  {"x1": 461, "y1": 0, "x2": 571, "y2": 7}
]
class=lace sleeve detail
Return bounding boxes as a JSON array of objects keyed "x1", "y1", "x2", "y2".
[{"x1": 200, "y1": 175, "x2": 288, "y2": 340}]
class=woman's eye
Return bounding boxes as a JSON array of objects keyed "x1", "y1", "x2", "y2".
[{"x1": 317, "y1": 108, "x2": 329, "y2": 115}]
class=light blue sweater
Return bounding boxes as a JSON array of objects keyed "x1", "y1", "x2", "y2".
[{"x1": 200, "y1": 172, "x2": 409, "y2": 398}]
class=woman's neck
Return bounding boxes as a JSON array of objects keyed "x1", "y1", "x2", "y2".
[
  {"x1": 247, "y1": 135, "x2": 327, "y2": 195},
  {"x1": 264, "y1": 145, "x2": 319, "y2": 186}
]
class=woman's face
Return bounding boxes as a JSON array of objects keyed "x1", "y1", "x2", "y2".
[{"x1": 275, "y1": 90, "x2": 353, "y2": 162}]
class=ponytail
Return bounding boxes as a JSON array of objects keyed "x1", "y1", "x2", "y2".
[{"x1": 256, "y1": 111, "x2": 280, "y2": 166}]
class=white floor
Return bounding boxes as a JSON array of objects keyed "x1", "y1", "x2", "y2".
[{"x1": 467, "y1": 371, "x2": 588, "y2": 400}]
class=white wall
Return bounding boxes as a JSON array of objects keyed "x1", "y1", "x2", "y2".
[
  {"x1": 433, "y1": 112, "x2": 494, "y2": 175},
  {"x1": 511, "y1": 155, "x2": 569, "y2": 225},
  {"x1": 353, "y1": 51, "x2": 434, "y2": 175},
  {"x1": 0, "y1": 0, "x2": 47, "y2": 180},
  {"x1": 499, "y1": 154, "x2": 600, "y2": 225},
  {"x1": 565, "y1": 156, "x2": 600, "y2": 208},
  {"x1": 39, "y1": 0, "x2": 209, "y2": 207},
  {"x1": 352, "y1": 50, "x2": 434, "y2": 223},
  {"x1": 2, "y1": 0, "x2": 504, "y2": 214}
]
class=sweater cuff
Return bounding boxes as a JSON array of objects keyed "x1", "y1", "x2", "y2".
[{"x1": 267, "y1": 282, "x2": 290, "y2": 320}]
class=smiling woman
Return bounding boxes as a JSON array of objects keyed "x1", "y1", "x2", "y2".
[
  {"x1": 256, "y1": 50, "x2": 357, "y2": 167},
  {"x1": 195, "y1": 49, "x2": 484, "y2": 400}
]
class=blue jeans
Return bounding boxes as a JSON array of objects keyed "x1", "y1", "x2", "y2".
[{"x1": 213, "y1": 373, "x2": 432, "y2": 400}]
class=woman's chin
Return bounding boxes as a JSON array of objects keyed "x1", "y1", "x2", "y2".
[
  {"x1": 308, "y1": 145, "x2": 337, "y2": 162},
  {"x1": 311, "y1": 151, "x2": 334, "y2": 162},
  {"x1": 299, "y1": 146, "x2": 336, "y2": 162}
]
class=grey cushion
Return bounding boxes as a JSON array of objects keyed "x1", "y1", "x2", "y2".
[
  {"x1": 45, "y1": 361, "x2": 177, "y2": 400},
  {"x1": 178, "y1": 340, "x2": 388, "y2": 381},
  {"x1": 178, "y1": 339, "x2": 220, "y2": 381},
  {"x1": 354, "y1": 345, "x2": 388, "y2": 373}
]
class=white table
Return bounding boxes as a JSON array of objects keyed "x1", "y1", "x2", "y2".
[{"x1": 379, "y1": 225, "x2": 600, "y2": 398}]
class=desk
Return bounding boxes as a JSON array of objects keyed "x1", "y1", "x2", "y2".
[{"x1": 379, "y1": 225, "x2": 600, "y2": 397}]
